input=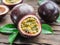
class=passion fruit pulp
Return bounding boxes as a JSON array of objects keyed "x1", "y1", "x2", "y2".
[
  {"x1": 38, "y1": 0, "x2": 59, "y2": 23},
  {"x1": 10, "y1": 3, "x2": 41, "y2": 38},
  {"x1": 2, "y1": 0, "x2": 23, "y2": 9},
  {"x1": 0, "y1": 5, "x2": 9, "y2": 20},
  {"x1": 18, "y1": 15, "x2": 41, "y2": 38}
]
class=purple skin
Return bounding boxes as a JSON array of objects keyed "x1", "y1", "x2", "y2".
[
  {"x1": 10, "y1": 4, "x2": 41, "y2": 38},
  {"x1": 38, "y1": 1, "x2": 59, "y2": 23},
  {"x1": 3, "y1": 0, "x2": 23, "y2": 10},
  {"x1": 10, "y1": 4, "x2": 35, "y2": 25},
  {"x1": 18, "y1": 30, "x2": 41, "y2": 38}
]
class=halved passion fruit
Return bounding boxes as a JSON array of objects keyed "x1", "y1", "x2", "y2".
[
  {"x1": 3, "y1": 0, "x2": 23, "y2": 9},
  {"x1": 18, "y1": 15, "x2": 41, "y2": 38},
  {"x1": 0, "y1": 5, "x2": 9, "y2": 20},
  {"x1": 10, "y1": 3, "x2": 41, "y2": 38}
]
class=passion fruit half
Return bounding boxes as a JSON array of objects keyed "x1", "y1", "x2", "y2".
[
  {"x1": 3, "y1": 0, "x2": 23, "y2": 9},
  {"x1": 18, "y1": 15, "x2": 41, "y2": 38},
  {"x1": 38, "y1": 0, "x2": 59, "y2": 23},
  {"x1": 10, "y1": 3, "x2": 41, "y2": 38},
  {"x1": 0, "y1": 5, "x2": 9, "y2": 20}
]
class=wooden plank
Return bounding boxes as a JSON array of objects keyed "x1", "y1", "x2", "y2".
[
  {"x1": 0, "y1": 31, "x2": 60, "y2": 45},
  {"x1": 0, "y1": 0, "x2": 60, "y2": 45},
  {"x1": 14, "y1": 34, "x2": 60, "y2": 45},
  {"x1": 0, "y1": 15, "x2": 13, "y2": 26},
  {"x1": 52, "y1": 26, "x2": 60, "y2": 30}
]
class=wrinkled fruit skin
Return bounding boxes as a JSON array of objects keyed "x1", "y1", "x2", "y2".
[
  {"x1": 38, "y1": 1, "x2": 59, "y2": 23},
  {"x1": 11, "y1": 3, "x2": 35, "y2": 25}
]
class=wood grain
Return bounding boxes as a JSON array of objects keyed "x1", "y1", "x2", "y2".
[{"x1": 0, "y1": 0, "x2": 60, "y2": 45}]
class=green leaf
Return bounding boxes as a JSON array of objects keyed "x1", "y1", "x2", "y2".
[
  {"x1": 0, "y1": 23, "x2": 54, "y2": 45},
  {"x1": 0, "y1": 24, "x2": 19, "y2": 45},
  {"x1": 0, "y1": 28, "x2": 18, "y2": 33},
  {"x1": 38, "y1": 0, "x2": 45, "y2": 5},
  {"x1": 1, "y1": 24, "x2": 16, "y2": 28},
  {"x1": 0, "y1": 24, "x2": 17, "y2": 33},
  {"x1": 56, "y1": 15, "x2": 60, "y2": 23},
  {"x1": 8, "y1": 30, "x2": 18, "y2": 44},
  {"x1": 42, "y1": 24, "x2": 53, "y2": 34}
]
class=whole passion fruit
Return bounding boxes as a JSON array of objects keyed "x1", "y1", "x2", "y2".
[
  {"x1": 10, "y1": 3, "x2": 41, "y2": 38},
  {"x1": 11, "y1": 3, "x2": 35, "y2": 25},
  {"x1": 0, "y1": 5, "x2": 9, "y2": 21},
  {"x1": 2, "y1": 0, "x2": 23, "y2": 9},
  {"x1": 38, "y1": 0, "x2": 59, "y2": 23}
]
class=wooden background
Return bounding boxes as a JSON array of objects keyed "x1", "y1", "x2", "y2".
[{"x1": 0, "y1": 0, "x2": 60, "y2": 45}]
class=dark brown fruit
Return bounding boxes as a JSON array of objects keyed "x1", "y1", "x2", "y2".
[
  {"x1": 10, "y1": 3, "x2": 41, "y2": 38},
  {"x1": 38, "y1": 0, "x2": 59, "y2": 23},
  {"x1": 0, "y1": 5, "x2": 9, "y2": 21},
  {"x1": 11, "y1": 3, "x2": 35, "y2": 25},
  {"x1": 2, "y1": 0, "x2": 23, "y2": 10}
]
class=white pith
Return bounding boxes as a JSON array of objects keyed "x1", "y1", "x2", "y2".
[
  {"x1": 3, "y1": 0, "x2": 22, "y2": 5},
  {"x1": 0, "y1": 5, "x2": 9, "y2": 15},
  {"x1": 18, "y1": 15, "x2": 41, "y2": 36}
]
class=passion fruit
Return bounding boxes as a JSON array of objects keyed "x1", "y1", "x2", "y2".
[
  {"x1": 0, "y1": 5, "x2": 9, "y2": 21},
  {"x1": 18, "y1": 15, "x2": 41, "y2": 38},
  {"x1": 11, "y1": 3, "x2": 35, "y2": 25},
  {"x1": 38, "y1": 0, "x2": 59, "y2": 23},
  {"x1": 10, "y1": 3, "x2": 41, "y2": 38},
  {"x1": 2, "y1": 0, "x2": 23, "y2": 9}
]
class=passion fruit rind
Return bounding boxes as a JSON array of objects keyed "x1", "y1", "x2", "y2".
[
  {"x1": 10, "y1": 3, "x2": 35, "y2": 25},
  {"x1": 19, "y1": 31, "x2": 41, "y2": 38},
  {"x1": 2, "y1": 0, "x2": 23, "y2": 9},
  {"x1": 18, "y1": 15, "x2": 41, "y2": 38},
  {"x1": 0, "y1": 5, "x2": 9, "y2": 20},
  {"x1": 38, "y1": 1, "x2": 59, "y2": 23}
]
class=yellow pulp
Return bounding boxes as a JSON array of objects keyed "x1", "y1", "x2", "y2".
[
  {"x1": 6, "y1": 0, "x2": 19, "y2": 4},
  {"x1": 21, "y1": 17, "x2": 39, "y2": 34}
]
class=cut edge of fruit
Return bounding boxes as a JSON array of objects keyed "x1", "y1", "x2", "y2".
[
  {"x1": 0, "y1": 5, "x2": 9, "y2": 15},
  {"x1": 3, "y1": 0, "x2": 22, "y2": 5},
  {"x1": 18, "y1": 15, "x2": 41, "y2": 36}
]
